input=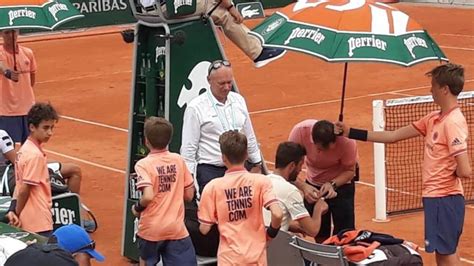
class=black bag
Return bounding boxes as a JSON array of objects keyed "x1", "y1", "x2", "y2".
[{"x1": 184, "y1": 199, "x2": 219, "y2": 258}]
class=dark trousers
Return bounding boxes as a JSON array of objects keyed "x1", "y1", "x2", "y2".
[
  {"x1": 196, "y1": 164, "x2": 227, "y2": 195},
  {"x1": 304, "y1": 181, "x2": 355, "y2": 240}
]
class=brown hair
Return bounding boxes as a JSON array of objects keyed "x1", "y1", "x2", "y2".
[
  {"x1": 144, "y1": 116, "x2": 173, "y2": 149},
  {"x1": 311, "y1": 120, "x2": 336, "y2": 149},
  {"x1": 426, "y1": 63, "x2": 464, "y2": 95},
  {"x1": 219, "y1": 130, "x2": 247, "y2": 164}
]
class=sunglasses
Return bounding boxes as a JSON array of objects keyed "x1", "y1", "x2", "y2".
[
  {"x1": 208, "y1": 60, "x2": 231, "y2": 75},
  {"x1": 72, "y1": 240, "x2": 96, "y2": 253}
]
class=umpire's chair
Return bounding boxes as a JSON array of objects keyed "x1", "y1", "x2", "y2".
[{"x1": 289, "y1": 236, "x2": 348, "y2": 266}]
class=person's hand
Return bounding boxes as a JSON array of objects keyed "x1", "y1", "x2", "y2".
[
  {"x1": 4, "y1": 69, "x2": 19, "y2": 82},
  {"x1": 319, "y1": 182, "x2": 337, "y2": 199},
  {"x1": 334, "y1": 121, "x2": 349, "y2": 137},
  {"x1": 314, "y1": 198, "x2": 329, "y2": 215},
  {"x1": 301, "y1": 183, "x2": 320, "y2": 204},
  {"x1": 25, "y1": 239, "x2": 37, "y2": 245},
  {"x1": 131, "y1": 205, "x2": 140, "y2": 217},
  {"x1": 228, "y1": 7, "x2": 244, "y2": 24},
  {"x1": 6, "y1": 211, "x2": 21, "y2": 227}
]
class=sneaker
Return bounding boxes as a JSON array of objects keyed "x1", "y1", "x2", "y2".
[{"x1": 254, "y1": 48, "x2": 287, "y2": 68}]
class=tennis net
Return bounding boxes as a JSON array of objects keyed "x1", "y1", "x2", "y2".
[{"x1": 373, "y1": 91, "x2": 474, "y2": 218}]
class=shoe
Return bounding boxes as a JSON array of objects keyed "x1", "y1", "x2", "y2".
[{"x1": 254, "y1": 48, "x2": 287, "y2": 68}]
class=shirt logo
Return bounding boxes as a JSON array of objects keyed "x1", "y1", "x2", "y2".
[
  {"x1": 432, "y1": 132, "x2": 438, "y2": 141},
  {"x1": 451, "y1": 138, "x2": 463, "y2": 146}
]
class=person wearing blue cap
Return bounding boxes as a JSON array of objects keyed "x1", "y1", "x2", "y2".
[{"x1": 53, "y1": 224, "x2": 105, "y2": 265}]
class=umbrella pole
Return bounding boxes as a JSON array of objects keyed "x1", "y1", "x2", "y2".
[
  {"x1": 12, "y1": 31, "x2": 17, "y2": 71},
  {"x1": 338, "y1": 63, "x2": 348, "y2": 122}
]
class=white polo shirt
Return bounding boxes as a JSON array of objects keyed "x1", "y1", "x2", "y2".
[
  {"x1": 263, "y1": 173, "x2": 310, "y2": 231},
  {"x1": 0, "y1": 130, "x2": 14, "y2": 165},
  {"x1": 180, "y1": 91, "x2": 261, "y2": 174}
]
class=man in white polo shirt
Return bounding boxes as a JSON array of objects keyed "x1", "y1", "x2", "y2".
[
  {"x1": 263, "y1": 141, "x2": 328, "y2": 237},
  {"x1": 181, "y1": 59, "x2": 262, "y2": 195}
]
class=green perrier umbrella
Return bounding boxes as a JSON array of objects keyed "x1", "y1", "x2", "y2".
[
  {"x1": 0, "y1": 0, "x2": 83, "y2": 70},
  {"x1": 0, "y1": 0, "x2": 83, "y2": 31},
  {"x1": 250, "y1": 0, "x2": 448, "y2": 121}
]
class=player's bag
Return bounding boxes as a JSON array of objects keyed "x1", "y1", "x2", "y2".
[
  {"x1": 324, "y1": 229, "x2": 423, "y2": 265},
  {"x1": 0, "y1": 162, "x2": 68, "y2": 196}
]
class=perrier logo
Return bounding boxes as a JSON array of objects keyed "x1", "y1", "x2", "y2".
[
  {"x1": 173, "y1": 0, "x2": 193, "y2": 14},
  {"x1": 8, "y1": 9, "x2": 37, "y2": 26},
  {"x1": 49, "y1": 3, "x2": 69, "y2": 22}
]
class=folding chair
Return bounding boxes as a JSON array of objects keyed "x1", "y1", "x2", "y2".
[
  {"x1": 267, "y1": 230, "x2": 303, "y2": 266},
  {"x1": 289, "y1": 236, "x2": 348, "y2": 266}
]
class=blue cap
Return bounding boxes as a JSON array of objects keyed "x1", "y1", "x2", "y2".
[{"x1": 53, "y1": 224, "x2": 105, "y2": 262}]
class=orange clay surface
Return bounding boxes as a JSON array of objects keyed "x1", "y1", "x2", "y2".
[{"x1": 14, "y1": 3, "x2": 474, "y2": 265}]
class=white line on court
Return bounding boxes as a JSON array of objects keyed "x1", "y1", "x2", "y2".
[
  {"x1": 440, "y1": 46, "x2": 474, "y2": 51},
  {"x1": 59, "y1": 115, "x2": 128, "y2": 132},
  {"x1": 36, "y1": 70, "x2": 131, "y2": 84},
  {"x1": 438, "y1": 33, "x2": 474, "y2": 38},
  {"x1": 44, "y1": 148, "x2": 126, "y2": 174}
]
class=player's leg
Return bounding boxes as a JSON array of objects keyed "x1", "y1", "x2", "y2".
[
  {"x1": 329, "y1": 182, "x2": 356, "y2": 236},
  {"x1": 162, "y1": 237, "x2": 197, "y2": 266},
  {"x1": 423, "y1": 195, "x2": 464, "y2": 266},
  {"x1": 137, "y1": 237, "x2": 161, "y2": 266},
  {"x1": 60, "y1": 162, "x2": 82, "y2": 194}
]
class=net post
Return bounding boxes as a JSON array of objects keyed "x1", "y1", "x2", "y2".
[{"x1": 372, "y1": 100, "x2": 389, "y2": 222}]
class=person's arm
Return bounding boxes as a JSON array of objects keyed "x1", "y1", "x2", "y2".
[
  {"x1": 15, "y1": 183, "x2": 32, "y2": 215},
  {"x1": 30, "y1": 72, "x2": 35, "y2": 87},
  {"x1": 295, "y1": 198, "x2": 328, "y2": 237},
  {"x1": 241, "y1": 97, "x2": 262, "y2": 172},
  {"x1": 4, "y1": 149, "x2": 16, "y2": 164},
  {"x1": 0, "y1": 61, "x2": 19, "y2": 82},
  {"x1": 335, "y1": 122, "x2": 420, "y2": 143},
  {"x1": 132, "y1": 163, "x2": 154, "y2": 216},
  {"x1": 292, "y1": 179, "x2": 319, "y2": 204},
  {"x1": 180, "y1": 106, "x2": 201, "y2": 175},
  {"x1": 267, "y1": 203, "x2": 283, "y2": 232},
  {"x1": 319, "y1": 169, "x2": 352, "y2": 199},
  {"x1": 455, "y1": 153, "x2": 471, "y2": 179},
  {"x1": 198, "y1": 183, "x2": 217, "y2": 235}
]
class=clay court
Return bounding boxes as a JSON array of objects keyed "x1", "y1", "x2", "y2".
[{"x1": 16, "y1": 3, "x2": 474, "y2": 265}]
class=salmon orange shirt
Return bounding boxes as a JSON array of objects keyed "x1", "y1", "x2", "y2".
[
  {"x1": 135, "y1": 150, "x2": 194, "y2": 241},
  {"x1": 289, "y1": 119, "x2": 358, "y2": 185},
  {"x1": 14, "y1": 138, "x2": 52, "y2": 233},
  {"x1": 412, "y1": 107, "x2": 467, "y2": 197},
  {"x1": 0, "y1": 45, "x2": 36, "y2": 116},
  {"x1": 198, "y1": 168, "x2": 278, "y2": 265}
]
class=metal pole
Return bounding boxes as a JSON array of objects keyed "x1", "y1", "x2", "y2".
[{"x1": 338, "y1": 62, "x2": 348, "y2": 121}]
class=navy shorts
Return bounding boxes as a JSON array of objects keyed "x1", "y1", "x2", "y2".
[
  {"x1": 423, "y1": 194, "x2": 465, "y2": 255},
  {"x1": 0, "y1": 115, "x2": 29, "y2": 144},
  {"x1": 137, "y1": 236, "x2": 197, "y2": 266}
]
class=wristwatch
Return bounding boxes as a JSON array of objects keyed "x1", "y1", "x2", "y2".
[{"x1": 3, "y1": 69, "x2": 12, "y2": 79}]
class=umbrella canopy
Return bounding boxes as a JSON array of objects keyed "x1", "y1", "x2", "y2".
[
  {"x1": 250, "y1": 0, "x2": 448, "y2": 120},
  {"x1": 251, "y1": 0, "x2": 448, "y2": 66},
  {"x1": 0, "y1": 0, "x2": 83, "y2": 30}
]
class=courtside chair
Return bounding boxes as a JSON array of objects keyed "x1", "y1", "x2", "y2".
[
  {"x1": 267, "y1": 230, "x2": 303, "y2": 265},
  {"x1": 289, "y1": 236, "x2": 349, "y2": 266}
]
